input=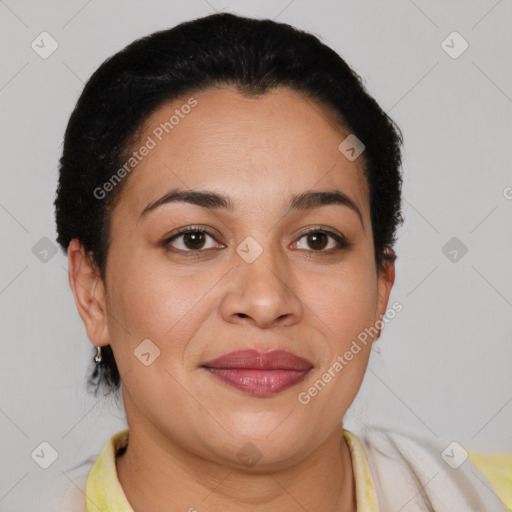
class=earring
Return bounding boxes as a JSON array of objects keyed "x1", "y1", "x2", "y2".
[{"x1": 94, "y1": 346, "x2": 103, "y2": 364}]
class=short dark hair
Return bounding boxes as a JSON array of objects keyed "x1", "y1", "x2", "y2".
[{"x1": 54, "y1": 12, "x2": 404, "y2": 398}]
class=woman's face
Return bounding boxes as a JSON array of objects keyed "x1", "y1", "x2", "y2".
[{"x1": 73, "y1": 85, "x2": 394, "y2": 467}]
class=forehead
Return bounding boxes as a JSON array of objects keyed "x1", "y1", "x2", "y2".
[{"x1": 116, "y1": 85, "x2": 369, "y2": 219}]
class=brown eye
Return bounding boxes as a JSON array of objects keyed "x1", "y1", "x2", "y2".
[
  {"x1": 182, "y1": 231, "x2": 207, "y2": 250},
  {"x1": 162, "y1": 226, "x2": 351, "y2": 258},
  {"x1": 306, "y1": 231, "x2": 329, "y2": 250},
  {"x1": 295, "y1": 228, "x2": 350, "y2": 253},
  {"x1": 163, "y1": 228, "x2": 220, "y2": 253}
]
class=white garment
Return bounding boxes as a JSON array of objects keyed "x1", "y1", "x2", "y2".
[
  {"x1": 25, "y1": 425, "x2": 508, "y2": 511},
  {"x1": 22, "y1": 455, "x2": 93, "y2": 512},
  {"x1": 356, "y1": 425, "x2": 508, "y2": 511}
]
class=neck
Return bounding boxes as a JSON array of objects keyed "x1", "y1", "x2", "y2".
[{"x1": 116, "y1": 420, "x2": 356, "y2": 512}]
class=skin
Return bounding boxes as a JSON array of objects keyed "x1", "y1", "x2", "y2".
[{"x1": 68, "y1": 85, "x2": 395, "y2": 511}]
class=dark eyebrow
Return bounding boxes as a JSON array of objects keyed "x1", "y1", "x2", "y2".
[
  {"x1": 139, "y1": 187, "x2": 364, "y2": 228},
  {"x1": 289, "y1": 190, "x2": 364, "y2": 229}
]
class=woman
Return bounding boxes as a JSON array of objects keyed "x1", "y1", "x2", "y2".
[{"x1": 51, "y1": 12, "x2": 510, "y2": 511}]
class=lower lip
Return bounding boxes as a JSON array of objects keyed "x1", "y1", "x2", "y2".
[{"x1": 203, "y1": 368, "x2": 312, "y2": 396}]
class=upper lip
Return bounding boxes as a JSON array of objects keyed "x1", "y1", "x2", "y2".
[{"x1": 202, "y1": 349, "x2": 313, "y2": 371}]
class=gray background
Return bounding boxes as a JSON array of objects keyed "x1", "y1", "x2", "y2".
[{"x1": 1, "y1": 0, "x2": 511, "y2": 508}]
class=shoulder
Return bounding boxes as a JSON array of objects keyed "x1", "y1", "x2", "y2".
[
  {"x1": 23, "y1": 455, "x2": 96, "y2": 512},
  {"x1": 468, "y1": 450, "x2": 512, "y2": 510},
  {"x1": 348, "y1": 424, "x2": 511, "y2": 511},
  {"x1": 24, "y1": 429, "x2": 130, "y2": 512}
]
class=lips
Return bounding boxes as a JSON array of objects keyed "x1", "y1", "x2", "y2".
[
  {"x1": 202, "y1": 349, "x2": 313, "y2": 370},
  {"x1": 201, "y1": 349, "x2": 313, "y2": 396}
]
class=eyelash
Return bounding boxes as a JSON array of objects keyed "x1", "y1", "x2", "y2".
[{"x1": 161, "y1": 225, "x2": 352, "y2": 258}]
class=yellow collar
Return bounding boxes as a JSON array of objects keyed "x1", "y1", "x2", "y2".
[{"x1": 86, "y1": 428, "x2": 379, "y2": 511}]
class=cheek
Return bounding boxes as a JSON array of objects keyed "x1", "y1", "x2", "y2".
[
  {"x1": 106, "y1": 252, "x2": 220, "y2": 364},
  {"x1": 305, "y1": 261, "x2": 378, "y2": 345},
  {"x1": 297, "y1": 266, "x2": 377, "y2": 420}
]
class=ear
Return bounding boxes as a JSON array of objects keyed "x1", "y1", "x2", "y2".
[
  {"x1": 67, "y1": 238, "x2": 110, "y2": 348},
  {"x1": 373, "y1": 249, "x2": 396, "y2": 340}
]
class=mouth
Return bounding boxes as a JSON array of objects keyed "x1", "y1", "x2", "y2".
[{"x1": 201, "y1": 349, "x2": 314, "y2": 396}]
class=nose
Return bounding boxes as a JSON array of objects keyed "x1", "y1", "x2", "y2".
[{"x1": 220, "y1": 243, "x2": 304, "y2": 329}]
